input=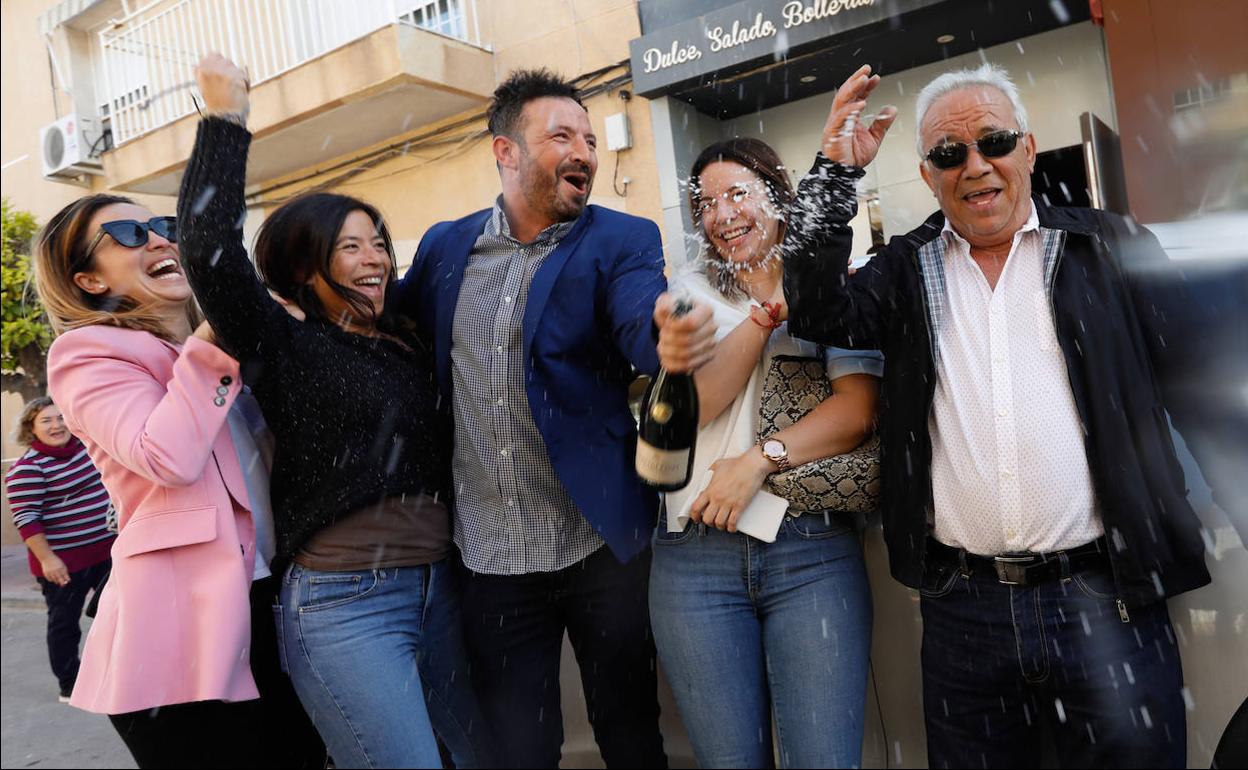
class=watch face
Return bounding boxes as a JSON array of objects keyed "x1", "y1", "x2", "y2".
[{"x1": 763, "y1": 439, "x2": 785, "y2": 459}]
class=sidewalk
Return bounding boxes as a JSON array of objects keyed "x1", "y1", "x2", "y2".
[{"x1": 2, "y1": 543, "x2": 43, "y2": 609}]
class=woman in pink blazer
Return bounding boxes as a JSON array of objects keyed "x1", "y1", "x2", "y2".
[{"x1": 34, "y1": 194, "x2": 320, "y2": 769}]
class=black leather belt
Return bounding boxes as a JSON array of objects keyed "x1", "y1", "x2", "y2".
[{"x1": 927, "y1": 537, "x2": 1110, "y2": 586}]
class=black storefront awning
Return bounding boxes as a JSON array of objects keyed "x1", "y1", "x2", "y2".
[{"x1": 629, "y1": 0, "x2": 1091, "y2": 118}]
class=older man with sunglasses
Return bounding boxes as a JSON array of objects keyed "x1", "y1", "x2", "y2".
[{"x1": 660, "y1": 62, "x2": 1212, "y2": 769}]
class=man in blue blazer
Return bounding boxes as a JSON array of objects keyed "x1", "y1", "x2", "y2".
[{"x1": 395, "y1": 70, "x2": 669, "y2": 768}]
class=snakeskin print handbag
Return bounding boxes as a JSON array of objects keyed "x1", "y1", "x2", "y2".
[{"x1": 756, "y1": 354, "x2": 881, "y2": 514}]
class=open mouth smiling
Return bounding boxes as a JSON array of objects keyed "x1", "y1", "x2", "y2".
[
  {"x1": 561, "y1": 171, "x2": 589, "y2": 196},
  {"x1": 719, "y1": 225, "x2": 753, "y2": 244},
  {"x1": 962, "y1": 187, "x2": 1002, "y2": 208},
  {"x1": 146, "y1": 258, "x2": 183, "y2": 280}
]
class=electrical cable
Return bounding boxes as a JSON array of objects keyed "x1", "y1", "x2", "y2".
[{"x1": 611, "y1": 150, "x2": 627, "y2": 197}]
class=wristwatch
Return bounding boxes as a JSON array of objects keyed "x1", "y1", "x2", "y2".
[{"x1": 761, "y1": 438, "x2": 791, "y2": 471}]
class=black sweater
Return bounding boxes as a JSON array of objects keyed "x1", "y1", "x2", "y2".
[{"x1": 177, "y1": 118, "x2": 451, "y2": 568}]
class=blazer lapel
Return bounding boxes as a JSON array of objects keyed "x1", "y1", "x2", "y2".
[
  {"x1": 522, "y1": 208, "x2": 595, "y2": 356},
  {"x1": 434, "y1": 211, "x2": 491, "y2": 394}
]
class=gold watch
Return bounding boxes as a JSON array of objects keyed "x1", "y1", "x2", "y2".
[{"x1": 761, "y1": 438, "x2": 791, "y2": 471}]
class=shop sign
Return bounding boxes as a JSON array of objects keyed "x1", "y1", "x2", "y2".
[{"x1": 631, "y1": 0, "x2": 936, "y2": 96}]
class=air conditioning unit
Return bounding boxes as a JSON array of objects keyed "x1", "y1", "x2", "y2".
[{"x1": 39, "y1": 113, "x2": 104, "y2": 181}]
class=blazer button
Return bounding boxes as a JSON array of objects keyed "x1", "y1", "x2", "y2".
[
  {"x1": 214, "y1": 396, "x2": 227, "y2": 407},
  {"x1": 220, "y1": 375, "x2": 233, "y2": 386},
  {"x1": 216, "y1": 385, "x2": 230, "y2": 396}
]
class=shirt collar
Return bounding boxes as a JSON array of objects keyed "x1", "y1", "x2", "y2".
[
  {"x1": 941, "y1": 201, "x2": 1040, "y2": 249},
  {"x1": 488, "y1": 196, "x2": 578, "y2": 246}
]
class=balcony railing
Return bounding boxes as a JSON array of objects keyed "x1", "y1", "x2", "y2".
[{"x1": 98, "y1": 0, "x2": 484, "y2": 146}]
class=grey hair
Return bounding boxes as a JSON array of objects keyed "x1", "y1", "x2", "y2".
[{"x1": 914, "y1": 63, "x2": 1029, "y2": 157}]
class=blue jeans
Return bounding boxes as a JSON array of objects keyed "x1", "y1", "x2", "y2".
[
  {"x1": 919, "y1": 554, "x2": 1187, "y2": 769},
  {"x1": 277, "y1": 560, "x2": 492, "y2": 769},
  {"x1": 649, "y1": 513, "x2": 873, "y2": 768}
]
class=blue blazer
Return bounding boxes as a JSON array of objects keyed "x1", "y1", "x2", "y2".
[{"x1": 396, "y1": 204, "x2": 667, "y2": 564}]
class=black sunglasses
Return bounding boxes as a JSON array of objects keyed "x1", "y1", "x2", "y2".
[
  {"x1": 84, "y1": 217, "x2": 178, "y2": 260},
  {"x1": 924, "y1": 130, "x2": 1025, "y2": 170}
]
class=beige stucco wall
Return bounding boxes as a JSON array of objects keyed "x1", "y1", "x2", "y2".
[{"x1": 1, "y1": 0, "x2": 175, "y2": 222}]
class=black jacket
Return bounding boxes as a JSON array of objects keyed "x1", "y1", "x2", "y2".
[{"x1": 784, "y1": 155, "x2": 1211, "y2": 607}]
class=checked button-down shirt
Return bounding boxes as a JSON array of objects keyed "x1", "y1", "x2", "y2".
[{"x1": 450, "y1": 199, "x2": 605, "y2": 575}]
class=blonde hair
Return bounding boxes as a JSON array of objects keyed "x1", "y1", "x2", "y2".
[
  {"x1": 13, "y1": 396, "x2": 55, "y2": 447},
  {"x1": 33, "y1": 194, "x2": 201, "y2": 342}
]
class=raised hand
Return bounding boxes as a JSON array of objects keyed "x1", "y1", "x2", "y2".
[
  {"x1": 194, "y1": 52, "x2": 250, "y2": 120},
  {"x1": 820, "y1": 64, "x2": 898, "y2": 168}
]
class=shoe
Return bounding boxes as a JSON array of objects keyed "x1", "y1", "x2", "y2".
[{"x1": 58, "y1": 693, "x2": 71, "y2": 703}]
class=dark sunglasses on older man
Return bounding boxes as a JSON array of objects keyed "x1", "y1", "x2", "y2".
[
  {"x1": 924, "y1": 130, "x2": 1025, "y2": 170},
  {"x1": 84, "y1": 217, "x2": 178, "y2": 259}
]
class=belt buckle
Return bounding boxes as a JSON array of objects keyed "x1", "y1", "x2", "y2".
[{"x1": 993, "y1": 555, "x2": 1035, "y2": 586}]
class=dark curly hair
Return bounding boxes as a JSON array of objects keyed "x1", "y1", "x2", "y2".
[{"x1": 487, "y1": 69, "x2": 584, "y2": 141}]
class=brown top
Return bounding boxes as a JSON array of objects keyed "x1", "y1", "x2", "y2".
[{"x1": 293, "y1": 493, "x2": 451, "y2": 571}]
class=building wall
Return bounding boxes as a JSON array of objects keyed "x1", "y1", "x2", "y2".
[
  {"x1": 1102, "y1": 0, "x2": 1248, "y2": 223},
  {"x1": 0, "y1": 0, "x2": 175, "y2": 224}
]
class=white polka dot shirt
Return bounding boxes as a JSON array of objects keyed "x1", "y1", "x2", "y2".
[{"x1": 929, "y1": 205, "x2": 1104, "y2": 555}]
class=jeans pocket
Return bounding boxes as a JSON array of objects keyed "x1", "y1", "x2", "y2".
[
  {"x1": 919, "y1": 563, "x2": 961, "y2": 599},
  {"x1": 1072, "y1": 568, "x2": 1118, "y2": 601},
  {"x1": 653, "y1": 522, "x2": 698, "y2": 546},
  {"x1": 272, "y1": 604, "x2": 289, "y2": 674},
  {"x1": 299, "y1": 570, "x2": 378, "y2": 612},
  {"x1": 782, "y1": 511, "x2": 853, "y2": 540}
]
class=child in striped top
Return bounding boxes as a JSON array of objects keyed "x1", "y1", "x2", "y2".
[{"x1": 6, "y1": 396, "x2": 113, "y2": 701}]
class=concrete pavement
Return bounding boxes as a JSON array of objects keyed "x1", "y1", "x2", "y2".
[
  {"x1": 2, "y1": 543, "x2": 43, "y2": 610},
  {"x1": 1, "y1": 607, "x2": 135, "y2": 769}
]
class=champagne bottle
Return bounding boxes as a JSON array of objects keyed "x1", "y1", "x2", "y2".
[{"x1": 636, "y1": 299, "x2": 699, "y2": 491}]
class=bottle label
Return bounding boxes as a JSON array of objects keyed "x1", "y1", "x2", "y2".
[{"x1": 635, "y1": 439, "x2": 690, "y2": 485}]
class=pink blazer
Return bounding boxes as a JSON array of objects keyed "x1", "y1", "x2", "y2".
[{"x1": 47, "y1": 325, "x2": 259, "y2": 714}]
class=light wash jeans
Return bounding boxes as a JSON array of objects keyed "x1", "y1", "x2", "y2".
[
  {"x1": 649, "y1": 512, "x2": 873, "y2": 769},
  {"x1": 277, "y1": 559, "x2": 491, "y2": 769}
]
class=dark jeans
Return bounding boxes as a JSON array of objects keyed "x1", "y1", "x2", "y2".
[
  {"x1": 38, "y1": 559, "x2": 110, "y2": 695},
  {"x1": 251, "y1": 576, "x2": 326, "y2": 769},
  {"x1": 919, "y1": 555, "x2": 1187, "y2": 769},
  {"x1": 109, "y1": 576, "x2": 325, "y2": 770},
  {"x1": 460, "y1": 545, "x2": 667, "y2": 769}
]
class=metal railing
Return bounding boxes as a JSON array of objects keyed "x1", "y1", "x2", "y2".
[{"x1": 98, "y1": 0, "x2": 484, "y2": 146}]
